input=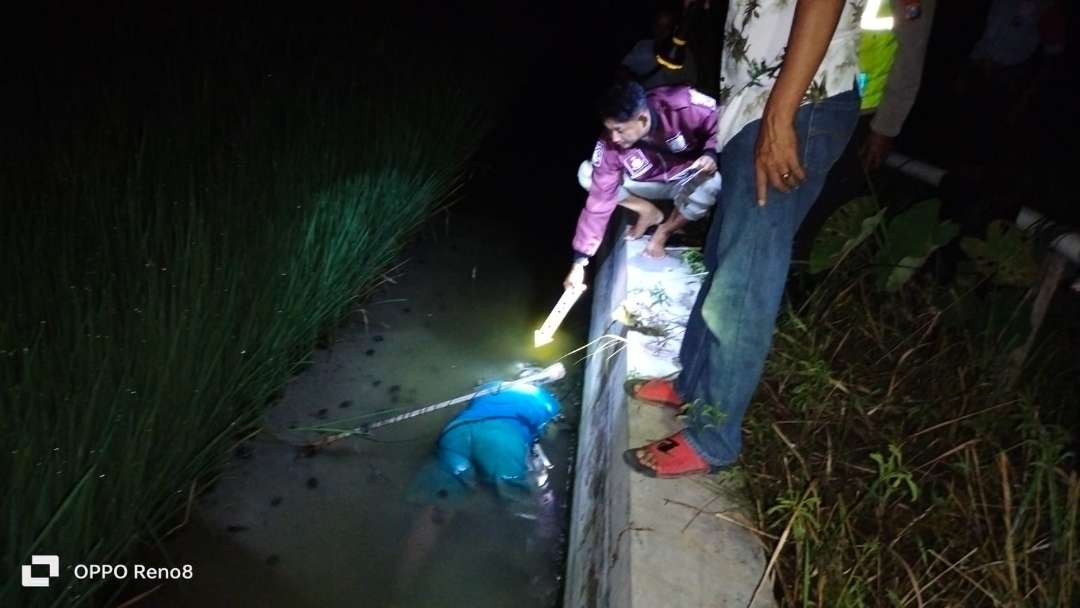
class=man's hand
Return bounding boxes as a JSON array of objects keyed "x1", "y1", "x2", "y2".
[
  {"x1": 754, "y1": 111, "x2": 805, "y2": 206},
  {"x1": 753, "y1": 0, "x2": 846, "y2": 206},
  {"x1": 690, "y1": 154, "x2": 718, "y2": 175},
  {"x1": 563, "y1": 263, "x2": 587, "y2": 291},
  {"x1": 860, "y1": 130, "x2": 893, "y2": 170}
]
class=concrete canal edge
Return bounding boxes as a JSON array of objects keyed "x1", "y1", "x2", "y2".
[{"x1": 563, "y1": 229, "x2": 777, "y2": 608}]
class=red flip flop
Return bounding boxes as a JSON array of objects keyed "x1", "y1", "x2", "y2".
[
  {"x1": 622, "y1": 431, "x2": 719, "y2": 478},
  {"x1": 624, "y1": 378, "x2": 685, "y2": 409}
]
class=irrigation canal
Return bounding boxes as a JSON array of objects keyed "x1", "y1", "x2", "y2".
[
  {"x1": 152, "y1": 212, "x2": 587, "y2": 607},
  {"x1": 142, "y1": 4, "x2": 615, "y2": 601}
]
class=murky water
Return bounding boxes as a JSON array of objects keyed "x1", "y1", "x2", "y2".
[{"x1": 153, "y1": 214, "x2": 583, "y2": 608}]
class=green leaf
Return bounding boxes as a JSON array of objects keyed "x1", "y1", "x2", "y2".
[
  {"x1": 874, "y1": 199, "x2": 959, "y2": 292},
  {"x1": 959, "y1": 220, "x2": 1039, "y2": 287},
  {"x1": 904, "y1": 476, "x2": 920, "y2": 502},
  {"x1": 681, "y1": 249, "x2": 706, "y2": 275},
  {"x1": 884, "y1": 255, "x2": 927, "y2": 292},
  {"x1": 869, "y1": 452, "x2": 885, "y2": 469},
  {"x1": 808, "y1": 196, "x2": 884, "y2": 274}
]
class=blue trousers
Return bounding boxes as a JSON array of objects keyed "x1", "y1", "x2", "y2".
[{"x1": 675, "y1": 90, "x2": 859, "y2": 466}]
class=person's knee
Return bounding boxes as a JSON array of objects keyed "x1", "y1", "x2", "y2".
[
  {"x1": 682, "y1": 191, "x2": 718, "y2": 221},
  {"x1": 681, "y1": 178, "x2": 722, "y2": 221},
  {"x1": 701, "y1": 172, "x2": 723, "y2": 199},
  {"x1": 674, "y1": 199, "x2": 703, "y2": 222},
  {"x1": 577, "y1": 161, "x2": 592, "y2": 191}
]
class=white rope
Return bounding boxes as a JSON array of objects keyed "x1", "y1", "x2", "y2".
[{"x1": 306, "y1": 362, "x2": 566, "y2": 449}]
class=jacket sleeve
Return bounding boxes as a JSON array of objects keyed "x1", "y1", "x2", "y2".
[
  {"x1": 572, "y1": 140, "x2": 624, "y2": 257},
  {"x1": 685, "y1": 89, "x2": 720, "y2": 160},
  {"x1": 871, "y1": 0, "x2": 935, "y2": 137}
]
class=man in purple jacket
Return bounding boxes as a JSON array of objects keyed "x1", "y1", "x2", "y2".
[{"x1": 564, "y1": 81, "x2": 722, "y2": 289}]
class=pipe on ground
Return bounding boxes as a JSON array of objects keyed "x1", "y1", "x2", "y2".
[{"x1": 883, "y1": 151, "x2": 1080, "y2": 265}]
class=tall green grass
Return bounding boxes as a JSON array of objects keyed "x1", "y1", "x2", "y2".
[
  {"x1": 1, "y1": 27, "x2": 491, "y2": 606},
  {"x1": 737, "y1": 263, "x2": 1079, "y2": 606}
]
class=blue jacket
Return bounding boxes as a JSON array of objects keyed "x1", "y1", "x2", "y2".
[{"x1": 435, "y1": 382, "x2": 560, "y2": 489}]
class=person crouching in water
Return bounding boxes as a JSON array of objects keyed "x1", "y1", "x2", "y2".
[
  {"x1": 395, "y1": 380, "x2": 562, "y2": 598},
  {"x1": 566, "y1": 80, "x2": 722, "y2": 289}
]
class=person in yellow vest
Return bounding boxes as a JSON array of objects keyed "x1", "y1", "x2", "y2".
[{"x1": 858, "y1": 0, "x2": 937, "y2": 168}]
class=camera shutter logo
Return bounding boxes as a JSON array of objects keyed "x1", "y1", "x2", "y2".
[{"x1": 22, "y1": 555, "x2": 60, "y2": 588}]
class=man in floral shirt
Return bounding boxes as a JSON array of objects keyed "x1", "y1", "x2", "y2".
[{"x1": 625, "y1": 0, "x2": 865, "y2": 477}]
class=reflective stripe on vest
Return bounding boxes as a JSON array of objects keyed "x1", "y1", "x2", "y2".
[{"x1": 861, "y1": 0, "x2": 895, "y2": 30}]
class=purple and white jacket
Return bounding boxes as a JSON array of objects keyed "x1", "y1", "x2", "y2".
[{"x1": 572, "y1": 85, "x2": 719, "y2": 258}]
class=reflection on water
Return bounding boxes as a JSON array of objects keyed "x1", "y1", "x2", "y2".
[
  {"x1": 394, "y1": 479, "x2": 567, "y2": 607},
  {"x1": 153, "y1": 217, "x2": 581, "y2": 608}
]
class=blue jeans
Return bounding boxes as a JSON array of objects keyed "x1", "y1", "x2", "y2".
[{"x1": 675, "y1": 90, "x2": 859, "y2": 466}]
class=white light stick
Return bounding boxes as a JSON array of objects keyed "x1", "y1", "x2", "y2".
[{"x1": 534, "y1": 284, "x2": 587, "y2": 347}]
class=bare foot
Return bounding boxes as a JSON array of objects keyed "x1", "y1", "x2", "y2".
[
  {"x1": 644, "y1": 229, "x2": 671, "y2": 258},
  {"x1": 627, "y1": 206, "x2": 664, "y2": 239}
]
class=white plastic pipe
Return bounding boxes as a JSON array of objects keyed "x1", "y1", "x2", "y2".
[
  {"x1": 883, "y1": 152, "x2": 1080, "y2": 264},
  {"x1": 883, "y1": 151, "x2": 947, "y2": 187},
  {"x1": 1016, "y1": 207, "x2": 1080, "y2": 264}
]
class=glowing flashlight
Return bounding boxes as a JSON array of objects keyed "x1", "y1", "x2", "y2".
[{"x1": 534, "y1": 284, "x2": 587, "y2": 348}]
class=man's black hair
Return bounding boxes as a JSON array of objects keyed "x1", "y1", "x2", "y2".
[{"x1": 596, "y1": 80, "x2": 648, "y2": 122}]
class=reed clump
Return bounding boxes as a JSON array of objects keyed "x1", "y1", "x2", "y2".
[{"x1": 1, "y1": 19, "x2": 491, "y2": 607}]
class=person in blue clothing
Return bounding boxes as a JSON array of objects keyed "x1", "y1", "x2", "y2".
[
  {"x1": 409, "y1": 379, "x2": 560, "y2": 502},
  {"x1": 395, "y1": 380, "x2": 562, "y2": 595}
]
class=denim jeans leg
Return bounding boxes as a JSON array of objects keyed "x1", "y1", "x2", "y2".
[
  {"x1": 674, "y1": 199, "x2": 725, "y2": 397},
  {"x1": 679, "y1": 91, "x2": 859, "y2": 466}
]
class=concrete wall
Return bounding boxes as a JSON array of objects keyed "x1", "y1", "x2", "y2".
[
  {"x1": 563, "y1": 230, "x2": 630, "y2": 608},
  {"x1": 564, "y1": 229, "x2": 776, "y2": 608}
]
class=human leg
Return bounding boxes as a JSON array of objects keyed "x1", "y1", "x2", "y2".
[
  {"x1": 626, "y1": 172, "x2": 726, "y2": 405},
  {"x1": 620, "y1": 195, "x2": 665, "y2": 238},
  {"x1": 679, "y1": 92, "x2": 859, "y2": 466},
  {"x1": 624, "y1": 377, "x2": 685, "y2": 408},
  {"x1": 644, "y1": 171, "x2": 722, "y2": 257},
  {"x1": 576, "y1": 160, "x2": 668, "y2": 239},
  {"x1": 631, "y1": 92, "x2": 859, "y2": 474},
  {"x1": 395, "y1": 504, "x2": 456, "y2": 599},
  {"x1": 624, "y1": 187, "x2": 729, "y2": 406},
  {"x1": 620, "y1": 177, "x2": 675, "y2": 238},
  {"x1": 643, "y1": 209, "x2": 690, "y2": 257}
]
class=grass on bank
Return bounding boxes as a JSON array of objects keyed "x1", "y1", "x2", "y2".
[
  {"x1": 735, "y1": 219, "x2": 1078, "y2": 606},
  {"x1": 1, "y1": 31, "x2": 491, "y2": 608}
]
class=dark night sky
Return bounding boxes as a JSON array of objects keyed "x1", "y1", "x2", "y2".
[
  {"x1": 2, "y1": 1, "x2": 651, "y2": 271},
  {"x1": 3, "y1": 1, "x2": 1078, "y2": 232}
]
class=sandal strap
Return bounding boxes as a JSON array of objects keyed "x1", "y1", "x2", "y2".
[
  {"x1": 639, "y1": 431, "x2": 710, "y2": 477},
  {"x1": 626, "y1": 378, "x2": 684, "y2": 408}
]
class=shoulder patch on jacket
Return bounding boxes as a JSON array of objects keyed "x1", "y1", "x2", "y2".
[
  {"x1": 689, "y1": 88, "x2": 717, "y2": 110},
  {"x1": 622, "y1": 149, "x2": 653, "y2": 178},
  {"x1": 591, "y1": 140, "x2": 605, "y2": 167}
]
